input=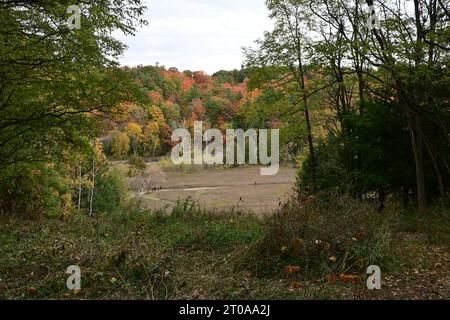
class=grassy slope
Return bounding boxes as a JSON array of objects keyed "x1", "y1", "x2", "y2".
[{"x1": 0, "y1": 204, "x2": 449, "y2": 300}]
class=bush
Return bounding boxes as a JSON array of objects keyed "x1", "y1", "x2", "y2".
[
  {"x1": 93, "y1": 168, "x2": 128, "y2": 214},
  {"x1": 0, "y1": 163, "x2": 72, "y2": 218},
  {"x1": 235, "y1": 196, "x2": 396, "y2": 279},
  {"x1": 296, "y1": 138, "x2": 351, "y2": 198},
  {"x1": 129, "y1": 156, "x2": 147, "y2": 171}
]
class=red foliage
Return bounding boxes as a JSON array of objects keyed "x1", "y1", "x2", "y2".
[
  {"x1": 148, "y1": 91, "x2": 162, "y2": 104},
  {"x1": 182, "y1": 77, "x2": 195, "y2": 91}
]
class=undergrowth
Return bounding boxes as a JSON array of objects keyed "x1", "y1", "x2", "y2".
[{"x1": 0, "y1": 198, "x2": 447, "y2": 300}]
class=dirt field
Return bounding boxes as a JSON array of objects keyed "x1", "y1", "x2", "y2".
[{"x1": 139, "y1": 165, "x2": 297, "y2": 213}]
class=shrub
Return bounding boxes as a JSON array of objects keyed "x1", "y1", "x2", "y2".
[
  {"x1": 129, "y1": 156, "x2": 147, "y2": 171},
  {"x1": 296, "y1": 138, "x2": 351, "y2": 198},
  {"x1": 0, "y1": 163, "x2": 72, "y2": 218},
  {"x1": 93, "y1": 168, "x2": 129, "y2": 214},
  {"x1": 235, "y1": 195, "x2": 396, "y2": 279}
]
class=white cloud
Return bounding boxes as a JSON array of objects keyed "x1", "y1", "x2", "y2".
[{"x1": 115, "y1": 0, "x2": 273, "y2": 74}]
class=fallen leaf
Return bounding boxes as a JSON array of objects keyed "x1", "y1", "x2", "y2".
[
  {"x1": 326, "y1": 274, "x2": 337, "y2": 284},
  {"x1": 329, "y1": 256, "x2": 337, "y2": 262},
  {"x1": 27, "y1": 287, "x2": 38, "y2": 296},
  {"x1": 339, "y1": 274, "x2": 361, "y2": 284},
  {"x1": 283, "y1": 265, "x2": 300, "y2": 275}
]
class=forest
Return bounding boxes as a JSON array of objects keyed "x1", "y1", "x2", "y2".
[{"x1": 0, "y1": 0, "x2": 449, "y2": 301}]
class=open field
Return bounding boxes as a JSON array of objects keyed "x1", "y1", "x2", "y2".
[{"x1": 113, "y1": 164, "x2": 298, "y2": 213}]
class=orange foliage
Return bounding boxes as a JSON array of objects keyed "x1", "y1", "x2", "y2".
[
  {"x1": 191, "y1": 98, "x2": 206, "y2": 120},
  {"x1": 182, "y1": 77, "x2": 195, "y2": 91},
  {"x1": 248, "y1": 88, "x2": 261, "y2": 100},
  {"x1": 148, "y1": 91, "x2": 162, "y2": 104},
  {"x1": 222, "y1": 83, "x2": 233, "y2": 90}
]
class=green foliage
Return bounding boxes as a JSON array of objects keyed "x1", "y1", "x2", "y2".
[
  {"x1": 0, "y1": 1, "x2": 147, "y2": 216},
  {"x1": 129, "y1": 156, "x2": 147, "y2": 171},
  {"x1": 240, "y1": 86, "x2": 308, "y2": 161},
  {"x1": 110, "y1": 130, "x2": 131, "y2": 159},
  {"x1": 0, "y1": 1, "x2": 147, "y2": 169},
  {"x1": 245, "y1": 0, "x2": 450, "y2": 211},
  {"x1": 297, "y1": 139, "x2": 349, "y2": 195},
  {"x1": 297, "y1": 100, "x2": 449, "y2": 204},
  {"x1": 0, "y1": 163, "x2": 72, "y2": 217},
  {"x1": 1, "y1": 202, "x2": 448, "y2": 299},
  {"x1": 93, "y1": 168, "x2": 128, "y2": 214},
  {"x1": 213, "y1": 69, "x2": 248, "y2": 84},
  {"x1": 349, "y1": 101, "x2": 416, "y2": 195},
  {"x1": 204, "y1": 96, "x2": 233, "y2": 123},
  {"x1": 155, "y1": 198, "x2": 267, "y2": 251}
]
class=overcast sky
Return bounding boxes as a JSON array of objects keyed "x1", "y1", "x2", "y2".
[{"x1": 116, "y1": 0, "x2": 273, "y2": 74}]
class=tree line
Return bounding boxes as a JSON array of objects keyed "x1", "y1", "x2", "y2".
[
  {"x1": 0, "y1": 0, "x2": 448, "y2": 216},
  {"x1": 244, "y1": 0, "x2": 449, "y2": 211}
]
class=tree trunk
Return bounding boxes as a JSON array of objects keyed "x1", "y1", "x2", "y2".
[
  {"x1": 77, "y1": 165, "x2": 82, "y2": 214},
  {"x1": 286, "y1": 3, "x2": 317, "y2": 194},
  {"x1": 408, "y1": 115, "x2": 427, "y2": 212},
  {"x1": 304, "y1": 106, "x2": 316, "y2": 193},
  {"x1": 424, "y1": 138, "x2": 446, "y2": 198},
  {"x1": 89, "y1": 158, "x2": 95, "y2": 217},
  {"x1": 132, "y1": 137, "x2": 137, "y2": 157},
  {"x1": 297, "y1": 56, "x2": 316, "y2": 193}
]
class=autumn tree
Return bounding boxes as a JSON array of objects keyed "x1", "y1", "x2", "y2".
[
  {"x1": 111, "y1": 130, "x2": 131, "y2": 159},
  {"x1": 244, "y1": 0, "x2": 319, "y2": 192},
  {"x1": 0, "y1": 0, "x2": 147, "y2": 215},
  {"x1": 126, "y1": 122, "x2": 143, "y2": 156}
]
